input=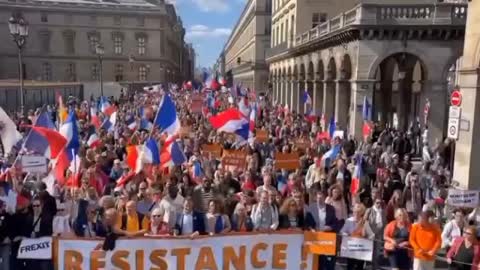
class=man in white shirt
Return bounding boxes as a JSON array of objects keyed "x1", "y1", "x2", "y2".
[{"x1": 157, "y1": 178, "x2": 184, "y2": 229}]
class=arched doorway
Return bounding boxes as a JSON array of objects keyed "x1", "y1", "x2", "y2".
[
  {"x1": 306, "y1": 61, "x2": 315, "y2": 113},
  {"x1": 373, "y1": 52, "x2": 427, "y2": 131}
]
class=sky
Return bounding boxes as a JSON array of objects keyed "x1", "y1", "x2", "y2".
[{"x1": 167, "y1": 0, "x2": 246, "y2": 68}]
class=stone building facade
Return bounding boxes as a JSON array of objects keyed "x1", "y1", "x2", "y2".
[
  {"x1": 267, "y1": 0, "x2": 467, "y2": 143},
  {"x1": 0, "y1": 0, "x2": 193, "y2": 87},
  {"x1": 223, "y1": 0, "x2": 272, "y2": 93}
]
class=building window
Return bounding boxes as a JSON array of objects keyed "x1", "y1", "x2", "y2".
[
  {"x1": 137, "y1": 17, "x2": 145, "y2": 26},
  {"x1": 41, "y1": 13, "x2": 48, "y2": 23},
  {"x1": 42, "y1": 62, "x2": 52, "y2": 81},
  {"x1": 137, "y1": 37, "x2": 146, "y2": 55},
  {"x1": 88, "y1": 33, "x2": 100, "y2": 53},
  {"x1": 91, "y1": 63, "x2": 99, "y2": 80},
  {"x1": 115, "y1": 64, "x2": 124, "y2": 82},
  {"x1": 138, "y1": 65, "x2": 147, "y2": 81},
  {"x1": 113, "y1": 35, "x2": 123, "y2": 55},
  {"x1": 66, "y1": 63, "x2": 76, "y2": 81},
  {"x1": 63, "y1": 30, "x2": 75, "y2": 54},
  {"x1": 39, "y1": 31, "x2": 51, "y2": 53},
  {"x1": 114, "y1": 16, "x2": 121, "y2": 25},
  {"x1": 312, "y1": 13, "x2": 327, "y2": 28}
]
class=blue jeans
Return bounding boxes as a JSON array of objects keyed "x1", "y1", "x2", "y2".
[{"x1": 0, "y1": 243, "x2": 10, "y2": 270}]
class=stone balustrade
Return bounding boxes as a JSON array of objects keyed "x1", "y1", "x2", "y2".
[{"x1": 294, "y1": 2, "x2": 468, "y2": 47}]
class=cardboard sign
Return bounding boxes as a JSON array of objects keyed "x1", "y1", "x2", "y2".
[
  {"x1": 191, "y1": 94, "x2": 203, "y2": 114},
  {"x1": 222, "y1": 149, "x2": 247, "y2": 170},
  {"x1": 295, "y1": 138, "x2": 310, "y2": 150},
  {"x1": 275, "y1": 152, "x2": 300, "y2": 170},
  {"x1": 21, "y1": 156, "x2": 48, "y2": 174},
  {"x1": 447, "y1": 189, "x2": 479, "y2": 208},
  {"x1": 255, "y1": 129, "x2": 269, "y2": 143},
  {"x1": 333, "y1": 130, "x2": 344, "y2": 139},
  {"x1": 201, "y1": 144, "x2": 223, "y2": 159},
  {"x1": 340, "y1": 236, "x2": 373, "y2": 262},
  {"x1": 304, "y1": 232, "x2": 337, "y2": 256},
  {"x1": 179, "y1": 126, "x2": 192, "y2": 138},
  {"x1": 17, "y1": 237, "x2": 52, "y2": 259}
]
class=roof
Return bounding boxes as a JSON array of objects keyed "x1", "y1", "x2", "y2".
[
  {"x1": 0, "y1": 0, "x2": 163, "y2": 9},
  {"x1": 34, "y1": 0, "x2": 156, "y2": 7}
]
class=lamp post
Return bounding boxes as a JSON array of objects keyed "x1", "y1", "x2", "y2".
[
  {"x1": 95, "y1": 43, "x2": 105, "y2": 96},
  {"x1": 8, "y1": 13, "x2": 29, "y2": 117}
]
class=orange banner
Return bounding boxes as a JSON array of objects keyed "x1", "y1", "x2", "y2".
[
  {"x1": 201, "y1": 144, "x2": 223, "y2": 159},
  {"x1": 255, "y1": 129, "x2": 269, "y2": 143},
  {"x1": 275, "y1": 152, "x2": 300, "y2": 170},
  {"x1": 304, "y1": 232, "x2": 337, "y2": 256},
  {"x1": 222, "y1": 149, "x2": 247, "y2": 170}
]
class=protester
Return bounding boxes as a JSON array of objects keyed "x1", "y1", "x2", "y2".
[
  {"x1": 278, "y1": 197, "x2": 305, "y2": 230},
  {"x1": 231, "y1": 203, "x2": 253, "y2": 232},
  {"x1": 174, "y1": 196, "x2": 206, "y2": 237},
  {"x1": 446, "y1": 225, "x2": 480, "y2": 270},
  {"x1": 147, "y1": 208, "x2": 170, "y2": 236},
  {"x1": 384, "y1": 208, "x2": 412, "y2": 270},
  {"x1": 409, "y1": 211, "x2": 442, "y2": 270},
  {"x1": 442, "y1": 209, "x2": 467, "y2": 249},
  {"x1": 251, "y1": 190, "x2": 279, "y2": 231}
]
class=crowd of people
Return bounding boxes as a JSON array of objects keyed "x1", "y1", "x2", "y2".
[{"x1": 0, "y1": 83, "x2": 479, "y2": 270}]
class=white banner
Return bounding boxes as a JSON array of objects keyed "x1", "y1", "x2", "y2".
[
  {"x1": 17, "y1": 237, "x2": 52, "y2": 259},
  {"x1": 57, "y1": 233, "x2": 317, "y2": 270},
  {"x1": 21, "y1": 156, "x2": 48, "y2": 174},
  {"x1": 448, "y1": 189, "x2": 479, "y2": 208},
  {"x1": 340, "y1": 236, "x2": 373, "y2": 262}
]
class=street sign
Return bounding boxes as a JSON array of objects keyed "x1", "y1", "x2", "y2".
[
  {"x1": 448, "y1": 118, "x2": 460, "y2": 140},
  {"x1": 449, "y1": 106, "x2": 461, "y2": 119},
  {"x1": 451, "y1": 90, "x2": 462, "y2": 107}
]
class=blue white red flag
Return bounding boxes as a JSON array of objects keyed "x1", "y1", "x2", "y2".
[{"x1": 153, "y1": 94, "x2": 181, "y2": 136}]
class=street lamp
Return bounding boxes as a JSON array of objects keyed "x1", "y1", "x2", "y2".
[
  {"x1": 95, "y1": 43, "x2": 105, "y2": 96},
  {"x1": 8, "y1": 13, "x2": 29, "y2": 117}
]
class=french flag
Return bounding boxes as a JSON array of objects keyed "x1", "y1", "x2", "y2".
[
  {"x1": 87, "y1": 128, "x2": 101, "y2": 149},
  {"x1": 55, "y1": 111, "x2": 80, "y2": 185},
  {"x1": 328, "y1": 116, "x2": 336, "y2": 139},
  {"x1": 100, "y1": 96, "x2": 116, "y2": 116},
  {"x1": 126, "y1": 115, "x2": 137, "y2": 130},
  {"x1": 209, "y1": 108, "x2": 248, "y2": 134},
  {"x1": 160, "y1": 137, "x2": 187, "y2": 168},
  {"x1": 126, "y1": 145, "x2": 145, "y2": 174},
  {"x1": 362, "y1": 96, "x2": 373, "y2": 140},
  {"x1": 303, "y1": 90, "x2": 312, "y2": 105},
  {"x1": 27, "y1": 126, "x2": 67, "y2": 159},
  {"x1": 238, "y1": 97, "x2": 250, "y2": 118},
  {"x1": 101, "y1": 111, "x2": 117, "y2": 132},
  {"x1": 305, "y1": 108, "x2": 316, "y2": 123},
  {"x1": 143, "y1": 138, "x2": 161, "y2": 165},
  {"x1": 321, "y1": 144, "x2": 341, "y2": 168},
  {"x1": 90, "y1": 107, "x2": 101, "y2": 130},
  {"x1": 153, "y1": 94, "x2": 181, "y2": 136},
  {"x1": 23, "y1": 111, "x2": 56, "y2": 155},
  {"x1": 249, "y1": 106, "x2": 256, "y2": 139},
  {"x1": 351, "y1": 154, "x2": 363, "y2": 196}
]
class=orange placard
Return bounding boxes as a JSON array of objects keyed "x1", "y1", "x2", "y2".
[
  {"x1": 201, "y1": 144, "x2": 223, "y2": 159},
  {"x1": 304, "y1": 232, "x2": 337, "y2": 256},
  {"x1": 222, "y1": 149, "x2": 247, "y2": 170},
  {"x1": 275, "y1": 152, "x2": 300, "y2": 170},
  {"x1": 295, "y1": 138, "x2": 310, "y2": 150},
  {"x1": 255, "y1": 129, "x2": 269, "y2": 143},
  {"x1": 191, "y1": 94, "x2": 203, "y2": 113}
]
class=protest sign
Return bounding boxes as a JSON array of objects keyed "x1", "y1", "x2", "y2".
[
  {"x1": 222, "y1": 149, "x2": 247, "y2": 170},
  {"x1": 191, "y1": 94, "x2": 203, "y2": 114},
  {"x1": 447, "y1": 188, "x2": 479, "y2": 208},
  {"x1": 295, "y1": 138, "x2": 310, "y2": 150},
  {"x1": 340, "y1": 236, "x2": 373, "y2": 261},
  {"x1": 275, "y1": 152, "x2": 300, "y2": 170},
  {"x1": 255, "y1": 129, "x2": 269, "y2": 143},
  {"x1": 56, "y1": 233, "x2": 318, "y2": 270},
  {"x1": 201, "y1": 144, "x2": 223, "y2": 159},
  {"x1": 333, "y1": 130, "x2": 344, "y2": 139},
  {"x1": 21, "y1": 155, "x2": 48, "y2": 174},
  {"x1": 17, "y1": 237, "x2": 52, "y2": 259},
  {"x1": 304, "y1": 232, "x2": 337, "y2": 256}
]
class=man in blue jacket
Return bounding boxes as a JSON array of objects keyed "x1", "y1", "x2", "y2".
[{"x1": 174, "y1": 196, "x2": 206, "y2": 237}]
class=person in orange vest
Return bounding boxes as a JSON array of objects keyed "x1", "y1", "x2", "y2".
[{"x1": 409, "y1": 210, "x2": 442, "y2": 270}]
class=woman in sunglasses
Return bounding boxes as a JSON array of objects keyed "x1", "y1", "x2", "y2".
[
  {"x1": 446, "y1": 225, "x2": 480, "y2": 270},
  {"x1": 146, "y1": 208, "x2": 170, "y2": 236}
]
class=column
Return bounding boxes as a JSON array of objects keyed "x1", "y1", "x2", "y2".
[
  {"x1": 323, "y1": 81, "x2": 335, "y2": 130},
  {"x1": 273, "y1": 79, "x2": 279, "y2": 104},
  {"x1": 286, "y1": 78, "x2": 292, "y2": 109},
  {"x1": 335, "y1": 81, "x2": 350, "y2": 131},
  {"x1": 349, "y1": 80, "x2": 375, "y2": 139},
  {"x1": 380, "y1": 80, "x2": 393, "y2": 127},
  {"x1": 453, "y1": 0, "x2": 480, "y2": 190},
  {"x1": 280, "y1": 78, "x2": 285, "y2": 106},
  {"x1": 313, "y1": 80, "x2": 323, "y2": 116},
  {"x1": 422, "y1": 80, "x2": 448, "y2": 145},
  {"x1": 305, "y1": 80, "x2": 314, "y2": 113},
  {"x1": 291, "y1": 80, "x2": 299, "y2": 113}
]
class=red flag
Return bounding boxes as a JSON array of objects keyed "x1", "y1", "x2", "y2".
[{"x1": 362, "y1": 121, "x2": 372, "y2": 140}]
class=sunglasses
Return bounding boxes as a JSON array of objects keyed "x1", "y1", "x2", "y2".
[
  {"x1": 464, "y1": 231, "x2": 473, "y2": 235},
  {"x1": 32, "y1": 205, "x2": 41, "y2": 208},
  {"x1": 152, "y1": 215, "x2": 162, "y2": 218}
]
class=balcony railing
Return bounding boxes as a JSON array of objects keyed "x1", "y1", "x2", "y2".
[
  {"x1": 294, "y1": 2, "x2": 468, "y2": 47},
  {"x1": 266, "y1": 42, "x2": 288, "y2": 59}
]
